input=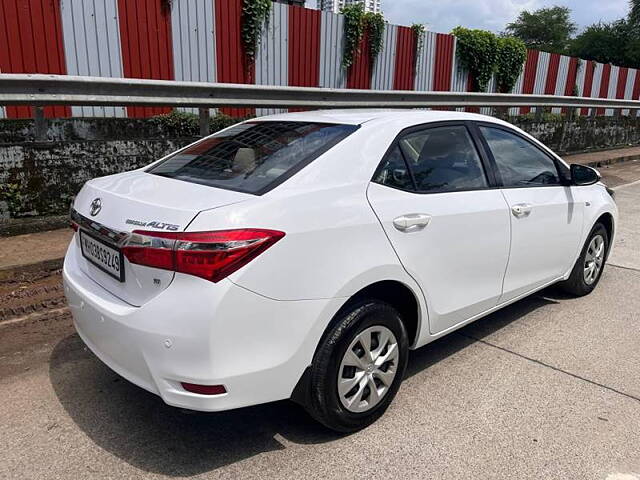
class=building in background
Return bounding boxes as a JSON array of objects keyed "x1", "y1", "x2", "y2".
[
  {"x1": 317, "y1": 0, "x2": 382, "y2": 14},
  {"x1": 274, "y1": 0, "x2": 305, "y2": 5}
]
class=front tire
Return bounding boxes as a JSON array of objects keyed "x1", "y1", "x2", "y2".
[
  {"x1": 305, "y1": 300, "x2": 409, "y2": 433},
  {"x1": 558, "y1": 222, "x2": 609, "y2": 296}
]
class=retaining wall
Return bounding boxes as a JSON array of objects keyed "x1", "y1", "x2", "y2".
[{"x1": 1, "y1": 116, "x2": 639, "y2": 220}]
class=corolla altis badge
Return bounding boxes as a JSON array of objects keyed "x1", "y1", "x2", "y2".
[
  {"x1": 126, "y1": 219, "x2": 180, "y2": 231},
  {"x1": 89, "y1": 198, "x2": 102, "y2": 216}
]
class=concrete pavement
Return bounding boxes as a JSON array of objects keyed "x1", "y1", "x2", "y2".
[{"x1": 0, "y1": 164, "x2": 639, "y2": 479}]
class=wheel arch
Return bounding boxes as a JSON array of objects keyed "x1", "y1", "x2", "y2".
[
  {"x1": 290, "y1": 279, "x2": 423, "y2": 407},
  {"x1": 595, "y1": 212, "x2": 615, "y2": 258}
]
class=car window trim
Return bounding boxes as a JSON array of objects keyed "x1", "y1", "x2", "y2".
[
  {"x1": 471, "y1": 121, "x2": 569, "y2": 189},
  {"x1": 371, "y1": 120, "x2": 499, "y2": 195}
]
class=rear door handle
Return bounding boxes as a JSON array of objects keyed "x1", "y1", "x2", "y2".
[
  {"x1": 511, "y1": 203, "x2": 533, "y2": 218},
  {"x1": 393, "y1": 213, "x2": 431, "y2": 233}
]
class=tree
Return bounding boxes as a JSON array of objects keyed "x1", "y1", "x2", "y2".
[
  {"x1": 570, "y1": 20, "x2": 631, "y2": 66},
  {"x1": 505, "y1": 6, "x2": 577, "y2": 53},
  {"x1": 570, "y1": 1, "x2": 640, "y2": 69},
  {"x1": 631, "y1": 0, "x2": 640, "y2": 25}
]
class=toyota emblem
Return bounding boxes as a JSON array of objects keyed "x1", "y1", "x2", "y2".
[{"x1": 90, "y1": 198, "x2": 102, "y2": 216}]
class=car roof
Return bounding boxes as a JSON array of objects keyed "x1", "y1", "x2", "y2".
[{"x1": 255, "y1": 109, "x2": 512, "y2": 128}]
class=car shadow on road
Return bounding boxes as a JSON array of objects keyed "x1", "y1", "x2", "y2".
[
  {"x1": 48, "y1": 287, "x2": 561, "y2": 477},
  {"x1": 404, "y1": 288, "x2": 561, "y2": 379}
]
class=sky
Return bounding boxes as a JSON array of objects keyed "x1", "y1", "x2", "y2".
[{"x1": 306, "y1": 0, "x2": 631, "y2": 35}]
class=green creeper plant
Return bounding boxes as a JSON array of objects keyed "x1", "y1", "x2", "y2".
[
  {"x1": 241, "y1": 0, "x2": 272, "y2": 61},
  {"x1": 452, "y1": 27, "x2": 499, "y2": 92},
  {"x1": 341, "y1": 4, "x2": 366, "y2": 68},
  {"x1": 341, "y1": 4, "x2": 386, "y2": 68},
  {"x1": 495, "y1": 37, "x2": 527, "y2": 93},
  {"x1": 411, "y1": 23, "x2": 426, "y2": 68},
  {"x1": 363, "y1": 12, "x2": 385, "y2": 62}
]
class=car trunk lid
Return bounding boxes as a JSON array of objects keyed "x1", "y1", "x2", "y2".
[{"x1": 72, "y1": 170, "x2": 252, "y2": 306}]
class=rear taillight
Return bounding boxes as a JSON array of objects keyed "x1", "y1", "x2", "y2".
[{"x1": 121, "y1": 229, "x2": 285, "y2": 282}]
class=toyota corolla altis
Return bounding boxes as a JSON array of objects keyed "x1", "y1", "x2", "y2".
[{"x1": 64, "y1": 110, "x2": 617, "y2": 432}]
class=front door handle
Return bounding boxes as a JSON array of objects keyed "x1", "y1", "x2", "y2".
[
  {"x1": 393, "y1": 213, "x2": 431, "y2": 233},
  {"x1": 511, "y1": 203, "x2": 533, "y2": 218}
]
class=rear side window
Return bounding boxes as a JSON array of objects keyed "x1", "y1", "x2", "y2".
[
  {"x1": 480, "y1": 126, "x2": 561, "y2": 187},
  {"x1": 149, "y1": 122, "x2": 358, "y2": 194},
  {"x1": 375, "y1": 125, "x2": 488, "y2": 193},
  {"x1": 373, "y1": 145, "x2": 414, "y2": 190}
]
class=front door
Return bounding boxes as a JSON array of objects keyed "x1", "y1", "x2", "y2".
[
  {"x1": 367, "y1": 123, "x2": 511, "y2": 335},
  {"x1": 477, "y1": 125, "x2": 584, "y2": 302}
]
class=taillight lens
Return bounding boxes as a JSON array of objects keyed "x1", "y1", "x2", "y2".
[{"x1": 121, "y1": 229, "x2": 285, "y2": 282}]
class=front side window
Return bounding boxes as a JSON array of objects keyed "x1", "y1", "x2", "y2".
[
  {"x1": 386, "y1": 125, "x2": 488, "y2": 193},
  {"x1": 480, "y1": 126, "x2": 561, "y2": 187},
  {"x1": 149, "y1": 121, "x2": 358, "y2": 194}
]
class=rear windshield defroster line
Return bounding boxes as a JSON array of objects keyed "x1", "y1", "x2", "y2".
[{"x1": 148, "y1": 121, "x2": 359, "y2": 195}]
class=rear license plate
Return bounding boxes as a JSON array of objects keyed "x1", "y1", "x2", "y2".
[{"x1": 79, "y1": 230, "x2": 125, "y2": 282}]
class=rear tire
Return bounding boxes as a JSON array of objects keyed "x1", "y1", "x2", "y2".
[
  {"x1": 558, "y1": 223, "x2": 608, "y2": 296},
  {"x1": 305, "y1": 299, "x2": 408, "y2": 433}
]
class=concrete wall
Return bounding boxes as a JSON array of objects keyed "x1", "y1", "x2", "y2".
[
  {"x1": 0, "y1": 118, "x2": 197, "y2": 220},
  {"x1": 1, "y1": 116, "x2": 640, "y2": 220}
]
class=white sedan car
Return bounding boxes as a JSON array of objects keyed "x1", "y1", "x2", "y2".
[{"x1": 64, "y1": 110, "x2": 617, "y2": 432}]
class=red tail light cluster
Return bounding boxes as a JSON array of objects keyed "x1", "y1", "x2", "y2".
[{"x1": 122, "y1": 229, "x2": 285, "y2": 283}]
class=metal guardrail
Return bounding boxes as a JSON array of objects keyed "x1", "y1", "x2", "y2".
[
  {"x1": 2, "y1": 73, "x2": 640, "y2": 139},
  {"x1": 2, "y1": 74, "x2": 640, "y2": 110}
]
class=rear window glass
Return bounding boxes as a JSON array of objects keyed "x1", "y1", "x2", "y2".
[{"x1": 148, "y1": 121, "x2": 358, "y2": 194}]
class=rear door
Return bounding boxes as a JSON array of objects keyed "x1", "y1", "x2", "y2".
[
  {"x1": 367, "y1": 122, "x2": 511, "y2": 335},
  {"x1": 475, "y1": 124, "x2": 583, "y2": 302}
]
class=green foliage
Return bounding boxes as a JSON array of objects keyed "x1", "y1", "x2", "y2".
[
  {"x1": 341, "y1": 3, "x2": 386, "y2": 68},
  {"x1": 631, "y1": 0, "x2": 640, "y2": 25},
  {"x1": 518, "y1": 112, "x2": 566, "y2": 122},
  {"x1": 571, "y1": 19, "x2": 640, "y2": 68},
  {"x1": 411, "y1": 23, "x2": 425, "y2": 38},
  {"x1": 363, "y1": 12, "x2": 385, "y2": 61},
  {"x1": 0, "y1": 183, "x2": 24, "y2": 218},
  {"x1": 505, "y1": 6, "x2": 576, "y2": 53},
  {"x1": 452, "y1": 27, "x2": 499, "y2": 92},
  {"x1": 495, "y1": 37, "x2": 527, "y2": 93},
  {"x1": 411, "y1": 23, "x2": 426, "y2": 59},
  {"x1": 241, "y1": 0, "x2": 272, "y2": 61},
  {"x1": 150, "y1": 111, "x2": 247, "y2": 137},
  {"x1": 341, "y1": 3, "x2": 365, "y2": 68}
]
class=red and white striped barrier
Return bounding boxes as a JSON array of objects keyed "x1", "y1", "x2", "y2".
[{"x1": 1, "y1": 0, "x2": 639, "y2": 119}]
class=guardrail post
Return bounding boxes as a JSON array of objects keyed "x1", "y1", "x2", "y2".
[
  {"x1": 199, "y1": 108, "x2": 210, "y2": 137},
  {"x1": 33, "y1": 106, "x2": 47, "y2": 141},
  {"x1": 534, "y1": 107, "x2": 543, "y2": 121}
]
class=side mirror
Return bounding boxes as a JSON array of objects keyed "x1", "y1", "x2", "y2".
[{"x1": 570, "y1": 164, "x2": 601, "y2": 186}]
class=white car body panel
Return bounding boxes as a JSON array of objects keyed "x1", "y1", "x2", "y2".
[
  {"x1": 499, "y1": 186, "x2": 584, "y2": 302},
  {"x1": 63, "y1": 109, "x2": 618, "y2": 412},
  {"x1": 367, "y1": 183, "x2": 511, "y2": 334}
]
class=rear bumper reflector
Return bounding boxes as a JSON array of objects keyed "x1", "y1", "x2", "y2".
[{"x1": 181, "y1": 383, "x2": 227, "y2": 395}]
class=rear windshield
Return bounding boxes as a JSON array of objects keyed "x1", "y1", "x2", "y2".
[{"x1": 148, "y1": 121, "x2": 358, "y2": 194}]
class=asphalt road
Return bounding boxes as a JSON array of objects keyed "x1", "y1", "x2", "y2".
[{"x1": 1, "y1": 168, "x2": 639, "y2": 479}]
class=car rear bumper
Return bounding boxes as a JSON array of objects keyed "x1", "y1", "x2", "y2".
[{"x1": 63, "y1": 242, "x2": 344, "y2": 412}]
